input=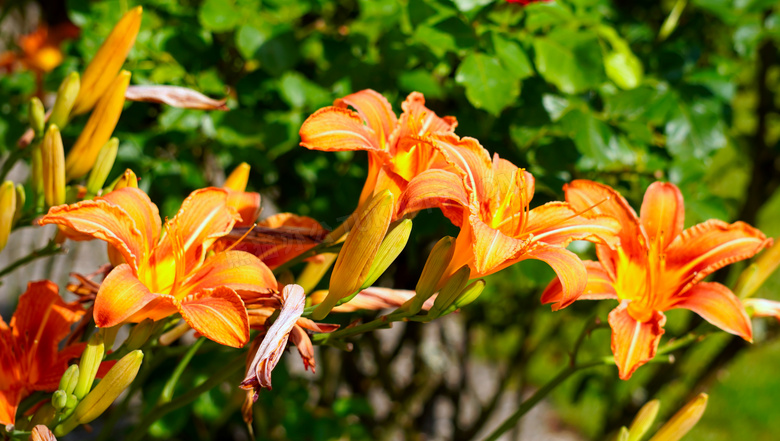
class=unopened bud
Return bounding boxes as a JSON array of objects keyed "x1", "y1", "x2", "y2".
[
  {"x1": 66, "y1": 70, "x2": 130, "y2": 180},
  {"x1": 49, "y1": 72, "x2": 81, "y2": 128},
  {"x1": 29, "y1": 97, "x2": 46, "y2": 136},
  {"x1": 52, "y1": 390, "x2": 68, "y2": 411},
  {"x1": 73, "y1": 350, "x2": 143, "y2": 424},
  {"x1": 30, "y1": 145, "x2": 44, "y2": 207},
  {"x1": 735, "y1": 240, "x2": 780, "y2": 299},
  {"x1": 125, "y1": 319, "x2": 153, "y2": 350},
  {"x1": 0, "y1": 181, "x2": 16, "y2": 252},
  {"x1": 361, "y1": 219, "x2": 412, "y2": 290},
  {"x1": 112, "y1": 169, "x2": 138, "y2": 190},
  {"x1": 429, "y1": 265, "x2": 470, "y2": 318},
  {"x1": 86, "y1": 138, "x2": 119, "y2": 196},
  {"x1": 73, "y1": 333, "x2": 105, "y2": 400},
  {"x1": 649, "y1": 393, "x2": 708, "y2": 441},
  {"x1": 628, "y1": 399, "x2": 660, "y2": 441},
  {"x1": 224, "y1": 162, "x2": 250, "y2": 192},
  {"x1": 29, "y1": 404, "x2": 58, "y2": 429},
  {"x1": 450, "y1": 279, "x2": 485, "y2": 310},
  {"x1": 42, "y1": 125, "x2": 66, "y2": 207},
  {"x1": 13, "y1": 184, "x2": 25, "y2": 224},
  {"x1": 58, "y1": 365, "x2": 80, "y2": 395},
  {"x1": 410, "y1": 236, "x2": 455, "y2": 313},
  {"x1": 313, "y1": 190, "x2": 394, "y2": 320},
  {"x1": 617, "y1": 427, "x2": 630, "y2": 441}
]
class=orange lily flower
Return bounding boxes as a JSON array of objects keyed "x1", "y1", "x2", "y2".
[
  {"x1": 0, "y1": 22, "x2": 80, "y2": 76},
  {"x1": 300, "y1": 90, "x2": 457, "y2": 209},
  {"x1": 400, "y1": 136, "x2": 621, "y2": 304},
  {"x1": 542, "y1": 180, "x2": 772, "y2": 379},
  {"x1": 0, "y1": 281, "x2": 84, "y2": 426},
  {"x1": 39, "y1": 186, "x2": 277, "y2": 348}
]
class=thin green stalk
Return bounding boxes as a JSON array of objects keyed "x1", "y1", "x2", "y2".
[
  {"x1": 125, "y1": 353, "x2": 245, "y2": 441},
  {"x1": 158, "y1": 338, "x2": 205, "y2": 404},
  {"x1": 0, "y1": 240, "x2": 62, "y2": 279},
  {"x1": 272, "y1": 242, "x2": 344, "y2": 275}
]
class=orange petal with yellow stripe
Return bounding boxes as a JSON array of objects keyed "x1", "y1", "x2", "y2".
[
  {"x1": 670, "y1": 282, "x2": 752, "y2": 341},
  {"x1": 609, "y1": 302, "x2": 666, "y2": 380},
  {"x1": 101, "y1": 187, "x2": 161, "y2": 255},
  {"x1": 336, "y1": 89, "x2": 397, "y2": 146},
  {"x1": 541, "y1": 260, "x2": 617, "y2": 310},
  {"x1": 639, "y1": 182, "x2": 684, "y2": 249},
  {"x1": 398, "y1": 169, "x2": 468, "y2": 225},
  {"x1": 179, "y1": 251, "x2": 276, "y2": 299},
  {"x1": 526, "y1": 201, "x2": 621, "y2": 248},
  {"x1": 177, "y1": 286, "x2": 249, "y2": 348},
  {"x1": 299, "y1": 106, "x2": 384, "y2": 152},
  {"x1": 94, "y1": 264, "x2": 159, "y2": 327}
]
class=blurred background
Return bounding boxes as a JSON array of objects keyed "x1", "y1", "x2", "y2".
[{"x1": 1, "y1": 0, "x2": 779, "y2": 439}]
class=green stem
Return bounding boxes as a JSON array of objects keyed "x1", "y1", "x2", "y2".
[
  {"x1": 125, "y1": 353, "x2": 245, "y2": 441},
  {"x1": 0, "y1": 240, "x2": 62, "y2": 279},
  {"x1": 0, "y1": 146, "x2": 30, "y2": 182},
  {"x1": 158, "y1": 338, "x2": 205, "y2": 405},
  {"x1": 272, "y1": 242, "x2": 344, "y2": 275}
]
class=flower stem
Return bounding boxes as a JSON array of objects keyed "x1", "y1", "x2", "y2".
[
  {"x1": 0, "y1": 239, "x2": 62, "y2": 279},
  {"x1": 158, "y1": 337, "x2": 205, "y2": 405}
]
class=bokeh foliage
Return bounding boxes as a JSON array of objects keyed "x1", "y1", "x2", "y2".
[{"x1": 1, "y1": 0, "x2": 779, "y2": 439}]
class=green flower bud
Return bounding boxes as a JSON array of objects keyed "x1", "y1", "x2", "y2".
[
  {"x1": 49, "y1": 72, "x2": 81, "y2": 129},
  {"x1": 86, "y1": 138, "x2": 119, "y2": 196},
  {"x1": 74, "y1": 350, "x2": 143, "y2": 424},
  {"x1": 13, "y1": 184, "x2": 25, "y2": 224},
  {"x1": 42, "y1": 125, "x2": 66, "y2": 207},
  {"x1": 29, "y1": 97, "x2": 46, "y2": 137},
  {"x1": 361, "y1": 219, "x2": 412, "y2": 290},
  {"x1": 429, "y1": 265, "x2": 470, "y2": 318},
  {"x1": 0, "y1": 181, "x2": 16, "y2": 252},
  {"x1": 73, "y1": 333, "x2": 105, "y2": 400},
  {"x1": 59, "y1": 365, "x2": 80, "y2": 395},
  {"x1": 125, "y1": 319, "x2": 154, "y2": 350},
  {"x1": 409, "y1": 236, "x2": 454, "y2": 313},
  {"x1": 52, "y1": 390, "x2": 68, "y2": 411}
]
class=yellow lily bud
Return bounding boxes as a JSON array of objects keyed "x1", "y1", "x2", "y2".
[
  {"x1": 73, "y1": 350, "x2": 143, "y2": 423},
  {"x1": 13, "y1": 184, "x2": 25, "y2": 224},
  {"x1": 450, "y1": 279, "x2": 486, "y2": 311},
  {"x1": 429, "y1": 265, "x2": 470, "y2": 318},
  {"x1": 86, "y1": 138, "x2": 119, "y2": 196},
  {"x1": 29, "y1": 97, "x2": 45, "y2": 137},
  {"x1": 55, "y1": 350, "x2": 143, "y2": 436},
  {"x1": 65, "y1": 70, "x2": 131, "y2": 180},
  {"x1": 628, "y1": 399, "x2": 660, "y2": 441},
  {"x1": 409, "y1": 236, "x2": 455, "y2": 313},
  {"x1": 49, "y1": 72, "x2": 81, "y2": 128},
  {"x1": 296, "y1": 253, "x2": 337, "y2": 294},
  {"x1": 224, "y1": 162, "x2": 251, "y2": 192},
  {"x1": 0, "y1": 181, "x2": 16, "y2": 252},
  {"x1": 111, "y1": 168, "x2": 138, "y2": 190},
  {"x1": 313, "y1": 190, "x2": 394, "y2": 320},
  {"x1": 734, "y1": 240, "x2": 780, "y2": 299},
  {"x1": 616, "y1": 427, "x2": 630, "y2": 441},
  {"x1": 361, "y1": 219, "x2": 412, "y2": 290},
  {"x1": 29, "y1": 405, "x2": 58, "y2": 429},
  {"x1": 30, "y1": 144, "x2": 44, "y2": 206},
  {"x1": 72, "y1": 7, "x2": 142, "y2": 116},
  {"x1": 73, "y1": 332, "x2": 105, "y2": 400},
  {"x1": 58, "y1": 365, "x2": 80, "y2": 395},
  {"x1": 125, "y1": 319, "x2": 154, "y2": 350},
  {"x1": 42, "y1": 125, "x2": 66, "y2": 207},
  {"x1": 52, "y1": 390, "x2": 68, "y2": 411},
  {"x1": 649, "y1": 393, "x2": 708, "y2": 441}
]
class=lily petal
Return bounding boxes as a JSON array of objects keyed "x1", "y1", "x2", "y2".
[
  {"x1": 226, "y1": 190, "x2": 261, "y2": 227},
  {"x1": 432, "y1": 134, "x2": 493, "y2": 202},
  {"x1": 94, "y1": 264, "x2": 159, "y2": 327},
  {"x1": 335, "y1": 89, "x2": 397, "y2": 148},
  {"x1": 670, "y1": 282, "x2": 752, "y2": 341},
  {"x1": 524, "y1": 246, "x2": 588, "y2": 309},
  {"x1": 526, "y1": 201, "x2": 621, "y2": 248},
  {"x1": 639, "y1": 182, "x2": 684, "y2": 250},
  {"x1": 666, "y1": 219, "x2": 771, "y2": 287},
  {"x1": 100, "y1": 187, "x2": 161, "y2": 258},
  {"x1": 744, "y1": 298, "x2": 780, "y2": 321},
  {"x1": 241, "y1": 284, "x2": 305, "y2": 398},
  {"x1": 541, "y1": 260, "x2": 617, "y2": 310},
  {"x1": 39, "y1": 199, "x2": 145, "y2": 272},
  {"x1": 124, "y1": 85, "x2": 228, "y2": 110},
  {"x1": 299, "y1": 106, "x2": 384, "y2": 152},
  {"x1": 0, "y1": 388, "x2": 21, "y2": 427},
  {"x1": 398, "y1": 169, "x2": 468, "y2": 225},
  {"x1": 177, "y1": 286, "x2": 249, "y2": 348},
  {"x1": 289, "y1": 325, "x2": 316, "y2": 372},
  {"x1": 469, "y1": 215, "x2": 525, "y2": 275},
  {"x1": 179, "y1": 251, "x2": 276, "y2": 300},
  {"x1": 396, "y1": 91, "x2": 457, "y2": 140},
  {"x1": 608, "y1": 302, "x2": 666, "y2": 380}
]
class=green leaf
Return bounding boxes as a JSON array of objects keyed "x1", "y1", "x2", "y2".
[
  {"x1": 399, "y1": 69, "x2": 445, "y2": 99},
  {"x1": 492, "y1": 34, "x2": 534, "y2": 80},
  {"x1": 235, "y1": 24, "x2": 270, "y2": 59},
  {"x1": 198, "y1": 0, "x2": 240, "y2": 32},
  {"x1": 533, "y1": 30, "x2": 604, "y2": 94},
  {"x1": 455, "y1": 52, "x2": 520, "y2": 116},
  {"x1": 604, "y1": 51, "x2": 643, "y2": 90},
  {"x1": 560, "y1": 109, "x2": 636, "y2": 169}
]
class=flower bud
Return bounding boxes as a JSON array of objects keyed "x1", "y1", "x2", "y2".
[
  {"x1": 649, "y1": 393, "x2": 708, "y2": 441},
  {"x1": 0, "y1": 181, "x2": 16, "y2": 252},
  {"x1": 13, "y1": 184, "x2": 25, "y2": 224},
  {"x1": 224, "y1": 162, "x2": 250, "y2": 192},
  {"x1": 85, "y1": 138, "x2": 119, "y2": 196},
  {"x1": 450, "y1": 279, "x2": 486, "y2": 311},
  {"x1": 111, "y1": 168, "x2": 138, "y2": 190},
  {"x1": 29, "y1": 405, "x2": 58, "y2": 429},
  {"x1": 361, "y1": 219, "x2": 412, "y2": 290},
  {"x1": 628, "y1": 399, "x2": 660, "y2": 441},
  {"x1": 73, "y1": 332, "x2": 105, "y2": 400},
  {"x1": 735, "y1": 239, "x2": 780, "y2": 299},
  {"x1": 617, "y1": 427, "x2": 630, "y2": 441},
  {"x1": 313, "y1": 190, "x2": 394, "y2": 320},
  {"x1": 66, "y1": 71, "x2": 131, "y2": 180},
  {"x1": 42, "y1": 125, "x2": 66, "y2": 207},
  {"x1": 72, "y1": 7, "x2": 142, "y2": 116},
  {"x1": 30, "y1": 145, "x2": 44, "y2": 207},
  {"x1": 52, "y1": 390, "x2": 68, "y2": 411},
  {"x1": 409, "y1": 236, "x2": 455, "y2": 313},
  {"x1": 429, "y1": 265, "x2": 470, "y2": 318},
  {"x1": 49, "y1": 72, "x2": 81, "y2": 128},
  {"x1": 124, "y1": 319, "x2": 153, "y2": 350},
  {"x1": 58, "y1": 365, "x2": 80, "y2": 395},
  {"x1": 73, "y1": 350, "x2": 143, "y2": 423},
  {"x1": 29, "y1": 97, "x2": 46, "y2": 137}
]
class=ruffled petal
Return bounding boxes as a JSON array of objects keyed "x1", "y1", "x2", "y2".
[
  {"x1": 100, "y1": 187, "x2": 162, "y2": 256},
  {"x1": 226, "y1": 190, "x2": 261, "y2": 227},
  {"x1": 177, "y1": 286, "x2": 250, "y2": 348},
  {"x1": 526, "y1": 201, "x2": 621, "y2": 248},
  {"x1": 431, "y1": 134, "x2": 493, "y2": 202},
  {"x1": 241, "y1": 284, "x2": 305, "y2": 398},
  {"x1": 523, "y1": 246, "x2": 588, "y2": 309},
  {"x1": 179, "y1": 251, "x2": 276, "y2": 300},
  {"x1": 468, "y1": 214, "x2": 525, "y2": 275},
  {"x1": 396, "y1": 91, "x2": 457, "y2": 141},
  {"x1": 397, "y1": 169, "x2": 468, "y2": 225},
  {"x1": 94, "y1": 264, "x2": 159, "y2": 327},
  {"x1": 639, "y1": 182, "x2": 684, "y2": 250},
  {"x1": 608, "y1": 302, "x2": 666, "y2": 380},
  {"x1": 666, "y1": 219, "x2": 771, "y2": 288},
  {"x1": 541, "y1": 260, "x2": 617, "y2": 310},
  {"x1": 336, "y1": 89, "x2": 397, "y2": 148},
  {"x1": 39, "y1": 199, "x2": 145, "y2": 271},
  {"x1": 669, "y1": 282, "x2": 752, "y2": 341},
  {"x1": 299, "y1": 106, "x2": 384, "y2": 152}
]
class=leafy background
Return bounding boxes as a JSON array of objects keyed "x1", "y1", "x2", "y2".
[{"x1": 1, "y1": 0, "x2": 779, "y2": 439}]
